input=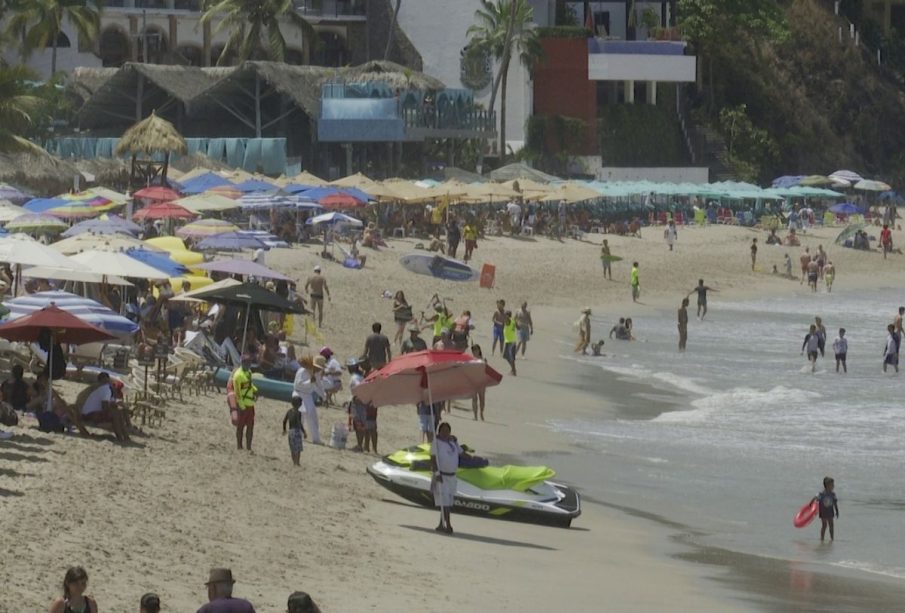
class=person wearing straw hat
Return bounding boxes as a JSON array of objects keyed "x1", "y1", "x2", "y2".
[
  {"x1": 293, "y1": 355, "x2": 325, "y2": 445},
  {"x1": 197, "y1": 568, "x2": 255, "y2": 613}
]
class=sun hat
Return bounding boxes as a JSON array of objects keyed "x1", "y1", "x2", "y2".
[
  {"x1": 345, "y1": 356, "x2": 361, "y2": 368},
  {"x1": 312, "y1": 355, "x2": 327, "y2": 370},
  {"x1": 313, "y1": 265, "x2": 321, "y2": 272},
  {"x1": 582, "y1": 307, "x2": 591, "y2": 314},
  {"x1": 205, "y1": 568, "x2": 235, "y2": 585}
]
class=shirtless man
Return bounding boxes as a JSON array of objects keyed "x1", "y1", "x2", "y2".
[
  {"x1": 304, "y1": 265, "x2": 331, "y2": 327},
  {"x1": 515, "y1": 301, "x2": 534, "y2": 357},
  {"x1": 688, "y1": 279, "x2": 718, "y2": 320},
  {"x1": 799, "y1": 248, "x2": 811, "y2": 285},
  {"x1": 894, "y1": 306, "x2": 904, "y2": 340},
  {"x1": 817, "y1": 245, "x2": 827, "y2": 279},
  {"x1": 807, "y1": 257, "x2": 819, "y2": 292}
]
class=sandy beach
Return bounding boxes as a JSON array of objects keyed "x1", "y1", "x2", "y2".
[{"x1": 2, "y1": 220, "x2": 903, "y2": 611}]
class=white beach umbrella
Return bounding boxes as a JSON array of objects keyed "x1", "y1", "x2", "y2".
[
  {"x1": 829, "y1": 170, "x2": 863, "y2": 183},
  {"x1": 51, "y1": 233, "x2": 159, "y2": 255},
  {"x1": 0, "y1": 233, "x2": 76, "y2": 268},
  {"x1": 854, "y1": 179, "x2": 892, "y2": 192},
  {"x1": 22, "y1": 266, "x2": 132, "y2": 286},
  {"x1": 69, "y1": 249, "x2": 170, "y2": 280}
]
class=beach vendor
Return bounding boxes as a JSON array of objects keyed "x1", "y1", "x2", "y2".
[
  {"x1": 431, "y1": 422, "x2": 470, "y2": 534},
  {"x1": 231, "y1": 355, "x2": 258, "y2": 451}
]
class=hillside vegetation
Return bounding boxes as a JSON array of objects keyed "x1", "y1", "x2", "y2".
[{"x1": 687, "y1": 0, "x2": 905, "y2": 183}]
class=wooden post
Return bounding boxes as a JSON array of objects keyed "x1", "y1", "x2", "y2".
[
  {"x1": 254, "y1": 73, "x2": 262, "y2": 138},
  {"x1": 136, "y1": 72, "x2": 144, "y2": 120}
]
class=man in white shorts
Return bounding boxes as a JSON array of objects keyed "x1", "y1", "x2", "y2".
[{"x1": 430, "y1": 422, "x2": 465, "y2": 534}]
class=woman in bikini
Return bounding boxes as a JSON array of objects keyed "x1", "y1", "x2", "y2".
[{"x1": 48, "y1": 566, "x2": 98, "y2": 613}]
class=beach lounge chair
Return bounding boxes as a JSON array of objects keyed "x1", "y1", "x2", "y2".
[{"x1": 674, "y1": 212, "x2": 685, "y2": 225}]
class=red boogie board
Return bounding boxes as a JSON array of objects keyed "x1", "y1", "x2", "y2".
[{"x1": 793, "y1": 500, "x2": 819, "y2": 528}]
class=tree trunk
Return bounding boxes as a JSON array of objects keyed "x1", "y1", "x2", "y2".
[
  {"x1": 51, "y1": 34, "x2": 58, "y2": 74},
  {"x1": 499, "y1": 55, "x2": 510, "y2": 163},
  {"x1": 476, "y1": 0, "x2": 518, "y2": 172},
  {"x1": 384, "y1": 0, "x2": 402, "y2": 61}
]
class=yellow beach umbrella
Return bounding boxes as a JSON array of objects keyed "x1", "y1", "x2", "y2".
[{"x1": 173, "y1": 193, "x2": 240, "y2": 214}]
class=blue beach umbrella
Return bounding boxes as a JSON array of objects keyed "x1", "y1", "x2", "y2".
[
  {"x1": 771, "y1": 176, "x2": 804, "y2": 189},
  {"x1": 234, "y1": 178, "x2": 278, "y2": 193},
  {"x1": 283, "y1": 183, "x2": 316, "y2": 194},
  {"x1": 238, "y1": 192, "x2": 294, "y2": 209},
  {"x1": 828, "y1": 202, "x2": 862, "y2": 215},
  {"x1": 2, "y1": 290, "x2": 139, "y2": 339},
  {"x1": 180, "y1": 172, "x2": 234, "y2": 194},
  {"x1": 23, "y1": 197, "x2": 71, "y2": 213}
]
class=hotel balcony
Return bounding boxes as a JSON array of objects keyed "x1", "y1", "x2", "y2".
[{"x1": 587, "y1": 39, "x2": 696, "y2": 83}]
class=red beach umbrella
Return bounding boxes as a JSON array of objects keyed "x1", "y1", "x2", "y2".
[
  {"x1": 0, "y1": 305, "x2": 116, "y2": 412},
  {"x1": 133, "y1": 186, "x2": 181, "y2": 202},
  {"x1": 353, "y1": 350, "x2": 503, "y2": 408},
  {"x1": 133, "y1": 201, "x2": 197, "y2": 221},
  {"x1": 320, "y1": 193, "x2": 366, "y2": 209}
]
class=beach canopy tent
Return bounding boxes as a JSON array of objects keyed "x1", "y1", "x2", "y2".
[
  {"x1": 70, "y1": 249, "x2": 171, "y2": 280},
  {"x1": 196, "y1": 259, "x2": 292, "y2": 281},
  {"x1": 173, "y1": 193, "x2": 240, "y2": 214},
  {"x1": 2, "y1": 290, "x2": 138, "y2": 339}
]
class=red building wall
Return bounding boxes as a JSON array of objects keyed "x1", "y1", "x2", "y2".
[{"x1": 532, "y1": 37, "x2": 598, "y2": 155}]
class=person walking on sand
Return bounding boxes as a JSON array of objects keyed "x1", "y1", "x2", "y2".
[
  {"x1": 293, "y1": 356, "x2": 325, "y2": 445},
  {"x1": 631, "y1": 262, "x2": 640, "y2": 302},
  {"x1": 430, "y1": 422, "x2": 469, "y2": 534},
  {"x1": 813, "y1": 477, "x2": 839, "y2": 542},
  {"x1": 282, "y1": 396, "x2": 307, "y2": 466},
  {"x1": 802, "y1": 324, "x2": 821, "y2": 372},
  {"x1": 502, "y1": 311, "x2": 518, "y2": 376},
  {"x1": 750, "y1": 238, "x2": 758, "y2": 272},
  {"x1": 515, "y1": 301, "x2": 534, "y2": 357},
  {"x1": 471, "y1": 344, "x2": 486, "y2": 421},
  {"x1": 304, "y1": 265, "x2": 331, "y2": 327},
  {"x1": 883, "y1": 323, "x2": 900, "y2": 373},
  {"x1": 807, "y1": 257, "x2": 819, "y2": 292},
  {"x1": 784, "y1": 253, "x2": 793, "y2": 279},
  {"x1": 491, "y1": 299, "x2": 506, "y2": 356},
  {"x1": 392, "y1": 290, "x2": 413, "y2": 345},
  {"x1": 48, "y1": 566, "x2": 98, "y2": 613},
  {"x1": 231, "y1": 354, "x2": 258, "y2": 451},
  {"x1": 688, "y1": 279, "x2": 718, "y2": 320},
  {"x1": 600, "y1": 239, "x2": 613, "y2": 280},
  {"x1": 881, "y1": 224, "x2": 893, "y2": 259},
  {"x1": 799, "y1": 247, "x2": 811, "y2": 284},
  {"x1": 678, "y1": 297, "x2": 689, "y2": 352},
  {"x1": 824, "y1": 260, "x2": 835, "y2": 292},
  {"x1": 833, "y1": 328, "x2": 848, "y2": 374},
  {"x1": 462, "y1": 221, "x2": 478, "y2": 261},
  {"x1": 363, "y1": 322, "x2": 392, "y2": 370},
  {"x1": 575, "y1": 308, "x2": 592, "y2": 354},
  {"x1": 664, "y1": 220, "x2": 678, "y2": 251}
]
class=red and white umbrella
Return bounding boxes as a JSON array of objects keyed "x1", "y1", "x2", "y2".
[
  {"x1": 353, "y1": 350, "x2": 503, "y2": 408},
  {"x1": 133, "y1": 186, "x2": 180, "y2": 202}
]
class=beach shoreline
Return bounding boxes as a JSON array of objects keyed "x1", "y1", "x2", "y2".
[{"x1": 2, "y1": 222, "x2": 903, "y2": 611}]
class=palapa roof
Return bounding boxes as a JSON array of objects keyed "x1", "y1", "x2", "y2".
[
  {"x1": 114, "y1": 112, "x2": 188, "y2": 156},
  {"x1": 334, "y1": 60, "x2": 445, "y2": 90},
  {"x1": 193, "y1": 61, "x2": 327, "y2": 117},
  {"x1": 0, "y1": 150, "x2": 82, "y2": 196}
]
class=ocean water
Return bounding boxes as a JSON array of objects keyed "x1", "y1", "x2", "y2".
[{"x1": 551, "y1": 287, "x2": 905, "y2": 584}]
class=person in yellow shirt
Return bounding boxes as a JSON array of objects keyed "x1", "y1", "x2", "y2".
[
  {"x1": 502, "y1": 311, "x2": 518, "y2": 376},
  {"x1": 231, "y1": 354, "x2": 259, "y2": 451},
  {"x1": 463, "y1": 222, "x2": 478, "y2": 261}
]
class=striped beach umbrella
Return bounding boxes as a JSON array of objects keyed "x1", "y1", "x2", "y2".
[
  {"x1": 238, "y1": 192, "x2": 294, "y2": 209},
  {"x1": 176, "y1": 218, "x2": 241, "y2": 239},
  {"x1": 2, "y1": 290, "x2": 139, "y2": 339}
]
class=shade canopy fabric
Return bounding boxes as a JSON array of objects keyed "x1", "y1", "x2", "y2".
[
  {"x1": 22, "y1": 266, "x2": 132, "y2": 286},
  {"x1": 179, "y1": 172, "x2": 234, "y2": 194},
  {"x1": 0, "y1": 184, "x2": 32, "y2": 205},
  {"x1": 234, "y1": 179, "x2": 278, "y2": 193},
  {"x1": 52, "y1": 233, "x2": 156, "y2": 255},
  {"x1": 854, "y1": 179, "x2": 892, "y2": 192},
  {"x1": 62, "y1": 217, "x2": 137, "y2": 238},
  {"x1": 353, "y1": 350, "x2": 503, "y2": 406},
  {"x1": 168, "y1": 278, "x2": 241, "y2": 303},
  {"x1": 197, "y1": 232, "x2": 269, "y2": 251},
  {"x1": 0, "y1": 304, "x2": 115, "y2": 345},
  {"x1": 828, "y1": 202, "x2": 862, "y2": 215},
  {"x1": 173, "y1": 193, "x2": 240, "y2": 213},
  {"x1": 3, "y1": 290, "x2": 138, "y2": 338},
  {"x1": 6, "y1": 213, "x2": 68, "y2": 233},
  {"x1": 181, "y1": 281, "x2": 303, "y2": 313},
  {"x1": 134, "y1": 186, "x2": 181, "y2": 201},
  {"x1": 196, "y1": 259, "x2": 292, "y2": 281},
  {"x1": 238, "y1": 192, "x2": 295, "y2": 209},
  {"x1": 23, "y1": 197, "x2": 70, "y2": 213},
  {"x1": 125, "y1": 248, "x2": 189, "y2": 277},
  {"x1": 70, "y1": 249, "x2": 171, "y2": 279},
  {"x1": 176, "y1": 219, "x2": 241, "y2": 239},
  {"x1": 133, "y1": 201, "x2": 196, "y2": 221},
  {"x1": 0, "y1": 234, "x2": 76, "y2": 268},
  {"x1": 0, "y1": 201, "x2": 27, "y2": 222},
  {"x1": 307, "y1": 212, "x2": 364, "y2": 227}
]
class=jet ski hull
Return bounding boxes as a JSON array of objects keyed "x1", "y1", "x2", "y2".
[{"x1": 367, "y1": 461, "x2": 580, "y2": 527}]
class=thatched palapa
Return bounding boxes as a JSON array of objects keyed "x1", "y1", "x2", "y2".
[
  {"x1": 115, "y1": 112, "x2": 187, "y2": 189},
  {"x1": 0, "y1": 150, "x2": 81, "y2": 196},
  {"x1": 334, "y1": 60, "x2": 446, "y2": 90}
]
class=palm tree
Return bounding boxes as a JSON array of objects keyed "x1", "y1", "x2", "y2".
[
  {"x1": 0, "y1": 64, "x2": 46, "y2": 153},
  {"x1": 468, "y1": 0, "x2": 542, "y2": 163},
  {"x1": 201, "y1": 0, "x2": 316, "y2": 66},
  {"x1": 3, "y1": 0, "x2": 102, "y2": 75}
]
